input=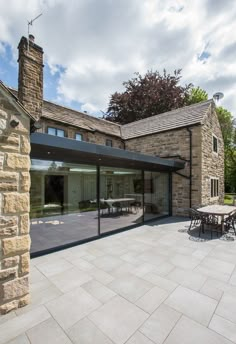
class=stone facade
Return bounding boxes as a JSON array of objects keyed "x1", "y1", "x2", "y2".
[
  {"x1": 18, "y1": 36, "x2": 43, "y2": 121},
  {"x1": 0, "y1": 91, "x2": 31, "y2": 314},
  {"x1": 201, "y1": 104, "x2": 224, "y2": 205},
  {"x1": 125, "y1": 105, "x2": 223, "y2": 215},
  {"x1": 39, "y1": 119, "x2": 124, "y2": 149}
]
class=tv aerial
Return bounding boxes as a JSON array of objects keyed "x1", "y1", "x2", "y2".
[
  {"x1": 27, "y1": 13, "x2": 42, "y2": 50},
  {"x1": 213, "y1": 92, "x2": 224, "y2": 103}
]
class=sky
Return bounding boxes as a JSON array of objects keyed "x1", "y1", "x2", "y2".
[{"x1": 0, "y1": 0, "x2": 236, "y2": 119}]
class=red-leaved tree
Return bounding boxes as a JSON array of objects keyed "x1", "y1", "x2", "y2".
[{"x1": 105, "y1": 69, "x2": 192, "y2": 124}]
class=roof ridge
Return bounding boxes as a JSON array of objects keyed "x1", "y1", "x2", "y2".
[{"x1": 122, "y1": 99, "x2": 213, "y2": 128}]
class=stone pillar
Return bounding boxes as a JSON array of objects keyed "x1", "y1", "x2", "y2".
[{"x1": 0, "y1": 95, "x2": 31, "y2": 314}]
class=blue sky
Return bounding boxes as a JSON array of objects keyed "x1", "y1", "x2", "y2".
[
  {"x1": 0, "y1": 0, "x2": 236, "y2": 118},
  {"x1": 0, "y1": 42, "x2": 83, "y2": 112}
]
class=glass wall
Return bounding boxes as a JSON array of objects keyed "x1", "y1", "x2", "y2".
[
  {"x1": 144, "y1": 172, "x2": 170, "y2": 221},
  {"x1": 30, "y1": 159, "x2": 170, "y2": 255},
  {"x1": 100, "y1": 167, "x2": 143, "y2": 233},
  {"x1": 30, "y1": 160, "x2": 98, "y2": 254}
]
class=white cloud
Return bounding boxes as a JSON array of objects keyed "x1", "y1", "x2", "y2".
[{"x1": 0, "y1": 0, "x2": 236, "y2": 117}]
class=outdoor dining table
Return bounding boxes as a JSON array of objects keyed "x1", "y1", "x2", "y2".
[{"x1": 197, "y1": 205, "x2": 236, "y2": 233}]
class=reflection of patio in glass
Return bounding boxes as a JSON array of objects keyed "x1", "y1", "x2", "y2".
[
  {"x1": 30, "y1": 208, "x2": 147, "y2": 254},
  {"x1": 30, "y1": 161, "x2": 170, "y2": 255}
]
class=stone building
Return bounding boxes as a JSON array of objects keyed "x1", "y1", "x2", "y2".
[
  {"x1": 0, "y1": 35, "x2": 224, "y2": 313},
  {"x1": 0, "y1": 81, "x2": 34, "y2": 314},
  {"x1": 17, "y1": 36, "x2": 223, "y2": 215}
]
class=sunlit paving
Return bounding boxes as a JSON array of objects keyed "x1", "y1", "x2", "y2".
[{"x1": 1, "y1": 217, "x2": 236, "y2": 344}]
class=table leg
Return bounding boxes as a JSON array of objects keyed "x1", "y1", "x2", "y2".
[{"x1": 221, "y1": 215, "x2": 224, "y2": 234}]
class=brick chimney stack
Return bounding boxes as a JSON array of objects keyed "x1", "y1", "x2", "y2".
[{"x1": 18, "y1": 36, "x2": 44, "y2": 120}]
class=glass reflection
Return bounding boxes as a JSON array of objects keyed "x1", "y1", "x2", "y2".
[
  {"x1": 100, "y1": 167, "x2": 143, "y2": 233},
  {"x1": 30, "y1": 160, "x2": 98, "y2": 254},
  {"x1": 144, "y1": 171, "x2": 169, "y2": 221},
  {"x1": 30, "y1": 159, "x2": 171, "y2": 255}
]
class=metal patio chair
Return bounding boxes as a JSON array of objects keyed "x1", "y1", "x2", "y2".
[
  {"x1": 223, "y1": 212, "x2": 236, "y2": 235},
  {"x1": 188, "y1": 208, "x2": 201, "y2": 231},
  {"x1": 199, "y1": 213, "x2": 221, "y2": 239}
]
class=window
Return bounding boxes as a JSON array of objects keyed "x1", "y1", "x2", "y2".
[
  {"x1": 75, "y1": 133, "x2": 83, "y2": 141},
  {"x1": 213, "y1": 135, "x2": 218, "y2": 153},
  {"x1": 106, "y1": 139, "x2": 113, "y2": 147},
  {"x1": 47, "y1": 127, "x2": 65, "y2": 137},
  {"x1": 210, "y1": 178, "x2": 219, "y2": 197}
]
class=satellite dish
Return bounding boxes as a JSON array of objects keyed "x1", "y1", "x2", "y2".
[{"x1": 213, "y1": 92, "x2": 224, "y2": 102}]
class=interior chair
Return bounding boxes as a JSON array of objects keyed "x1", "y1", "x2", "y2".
[
  {"x1": 100, "y1": 201, "x2": 110, "y2": 215},
  {"x1": 112, "y1": 201, "x2": 122, "y2": 214},
  {"x1": 130, "y1": 201, "x2": 141, "y2": 214}
]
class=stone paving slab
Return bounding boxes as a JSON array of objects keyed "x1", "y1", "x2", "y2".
[{"x1": 1, "y1": 217, "x2": 236, "y2": 344}]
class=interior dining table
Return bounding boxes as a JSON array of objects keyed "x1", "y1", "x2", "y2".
[
  {"x1": 100, "y1": 198, "x2": 135, "y2": 214},
  {"x1": 197, "y1": 204, "x2": 236, "y2": 233}
]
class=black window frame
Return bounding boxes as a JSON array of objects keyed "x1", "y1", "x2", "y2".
[
  {"x1": 106, "y1": 139, "x2": 113, "y2": 147},
  {"x1": 212, "y1": 135, "x2": 218, "y2": 153},
  {"x1": 210, "y1": 178, "x2": 219, "y2": 197},
  {"x1": 47, "y1": 127, "x2": 66, "y2": 138}
]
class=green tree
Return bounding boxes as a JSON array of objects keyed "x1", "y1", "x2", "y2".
[
  {"x1": 216, "y1": 107, "x2": 236, "y2": 192},
  {"x1": 105, "y1": 70, "x2": 192, "y2": 124},
  {"x1": 185, "y1": 86, "x2": 208, "y2": 105}
]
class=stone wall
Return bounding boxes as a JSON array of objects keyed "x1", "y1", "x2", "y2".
[
  {"x1": 0, "y1": 93, "x2": 31, "y2": 314},
  {"x1": 125, "y1": 125, "x2": 202, "y2": 215},
  {"x1": 39, "y1": 118, "x2": 124, "y2": 149},
  {"x1": 201, "y1": 105, "x2": 224, "y2": 205}
]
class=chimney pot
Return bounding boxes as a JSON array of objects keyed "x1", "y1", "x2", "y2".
[{"x1": 29, "y1": 34, "x2": 35, "y2": 43}]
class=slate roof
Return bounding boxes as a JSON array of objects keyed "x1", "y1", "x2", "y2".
[
  {"x1": 7, "y1": 85, "x2": 213, "y2": 140},
  {"x1": 7, "y1": 87, "x2": 121, "y2": 138},
  {"x1": 121, "y1": 100, "x2": 213, "y2": 139},
  {"x1": 42, "y1": 100, "x2": 121, "y2": 137}
]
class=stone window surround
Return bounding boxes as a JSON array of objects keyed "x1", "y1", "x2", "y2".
[
  {"x1": 106, "y1": 139, "x2": 113, "y2": 147},
  {"x1": 210, "y1": 177, "x2": 219, "y2": 198},
  {"x1": 212, "y1": 134, "x2": 218, "y2": 154},
  {"x1": 75, "y1": 132, "x2": 83, "y2": 141}
]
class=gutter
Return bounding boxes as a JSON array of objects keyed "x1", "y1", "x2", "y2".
[
  {"x1": 161, "y1": 128, "x2": 193, "y2": 208},
  {"x1": 186, "y1": 127, "x2": 192, "y2": 208}
]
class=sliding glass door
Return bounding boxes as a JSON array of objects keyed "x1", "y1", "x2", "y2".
[
  {"x1": 30, "y1": 160, "x2": 171, "y2": 255},
  {"x1": 100, "y1": 167, "x2": 143, "y2": 233},
  {"x1": 30, "y1": 160, "x2": 98, "y2": 254},
  {"x1": 144, "y1": 171, "x2": 170, "y2": 221}
]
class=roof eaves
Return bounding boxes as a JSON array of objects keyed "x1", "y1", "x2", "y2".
[
  {"x1": 41, "y1": 114, "x2": 123, "y2": 139},
  {"x1": 123, "y1": 122, "x2": 202, "y2": 140},
  {"x1": 43, "y1": 99, "x2": 121, "y2": 128}
]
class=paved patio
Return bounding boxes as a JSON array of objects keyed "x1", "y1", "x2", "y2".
[
  {"x1": 1, "y1": 217, "x2": 236, "y2": 344},
  {"x1": 30, "y1": 209, "x2": 160, "y2": 254}
]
